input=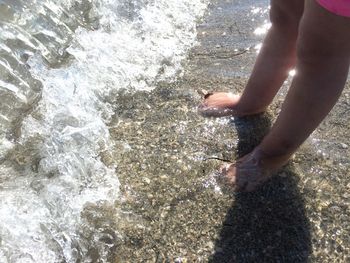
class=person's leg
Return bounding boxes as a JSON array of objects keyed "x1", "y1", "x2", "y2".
[
  {"x1": 223, "y1": 0, "x2": 350, "y2": 192},
  {"x1": 199, "y1": 0, "x2": 304, "y2": 117}
]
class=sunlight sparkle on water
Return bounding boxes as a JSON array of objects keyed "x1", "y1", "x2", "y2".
[
  {"x1": 254, "y1": 21, "x2": 271, "y2": 35},
  {"x1": 203, "y1": 172, "x2": 223, "y2": 194},
  {"x1": 251, "y1": 7, "x2": 262, "y2": 14},
  {"x1": 251, "y1": 6, "x2": 270, "y2": 15},
  {"x1": 254, "y1": 43, "x2": 262, "y2": 53}
]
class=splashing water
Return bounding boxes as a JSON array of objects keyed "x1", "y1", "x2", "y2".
[{"x1": 0, "y1": 0, "x2": 208, "y2": 261}]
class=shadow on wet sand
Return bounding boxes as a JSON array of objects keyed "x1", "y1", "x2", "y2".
[{"x1": 211, "y1": 115, "x2": 312, "y2": 262}]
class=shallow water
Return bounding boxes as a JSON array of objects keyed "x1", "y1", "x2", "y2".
[
  {"x1": 106, "y1": 0, "x2": 350, "y2": 261},
  {"x1": 1, "y1": 0, "x2": 349, "y2": 262}
]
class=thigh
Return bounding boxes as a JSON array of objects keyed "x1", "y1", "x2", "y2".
[
  {"x1": 298, "y1": 0, "x2": 350, "y2": 61},
  {"x1": 270, "y1": 0, "x2": 305, "y2": 27}
]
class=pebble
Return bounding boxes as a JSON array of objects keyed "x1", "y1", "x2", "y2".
[
  {"x1": 340, "y1": 143, "x2": 348, "y2": 149},
  {"x1": 206, "y1": 241, "x2": 214, "y2": 249},
  {"x1": 142, "y1": 177, "x2": 151, "y2": 184}
]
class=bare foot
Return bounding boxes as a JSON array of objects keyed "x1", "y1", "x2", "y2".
[
  {"x1": 219, "y1": 148, "x2": 290, "y2": 192},
  {"x1": 198, "y1": 92, "x2": 265, "y2": 117}
]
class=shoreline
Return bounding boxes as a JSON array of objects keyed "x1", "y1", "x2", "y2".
[{"x1": 109, "y1": 0, "x2": 350, "y2": 261}]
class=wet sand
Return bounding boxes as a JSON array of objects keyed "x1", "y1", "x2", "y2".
[{"x1": 109, "y1": 0, "x2": 350, "y2": 262}]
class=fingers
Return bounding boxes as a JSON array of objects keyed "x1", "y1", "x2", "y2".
[
  {"x1": 204, "y1": 92, "x2": 213, "y2": 99},
  {"x1": 218, "y1": 160, "x2": 267, "y2": 192},
  {"x1": 201, "y1": 92, "x2": 238, "y2": 107},
  {"x1": 219, "y1": 163, "x2": 248, "y2": 192},
  {"x1": 198, "y1": 92, "x2": 242, "y2": 117},
  {"x1": 219, "y1": 163, "x2": 236, "y2": 185},
  {"x1": 198, "y1": 105, "x2": 235, "y2": 117}
]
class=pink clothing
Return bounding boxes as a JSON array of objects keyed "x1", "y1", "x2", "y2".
[{"x1": 317, "y1": 0, "x2": 350, "y2": 17}]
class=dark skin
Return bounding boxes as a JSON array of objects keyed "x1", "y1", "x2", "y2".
[{"x1": 199, "y1": 0, "x2": 350, "y2": 192}]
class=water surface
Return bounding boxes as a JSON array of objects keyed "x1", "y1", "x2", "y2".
[{"x1": 1, "y1": 0, "x2": 349, "y2": 262}]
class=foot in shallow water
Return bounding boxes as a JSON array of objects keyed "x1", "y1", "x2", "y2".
[
  {"x1": 219, "y1": 148, "x2": 290, "y2": 192},
  {"x1": 198, "y1": 92, "x2": 265, "y2": 117}
]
